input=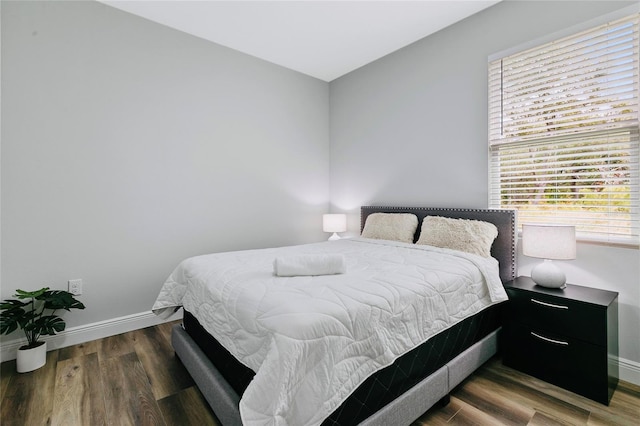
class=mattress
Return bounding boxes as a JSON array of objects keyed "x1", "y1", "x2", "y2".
[
  {"x1": 183, "y1": 303, "x2": 503, "y2": 425},
  {"x1": 153, "y1": 237, "x2": 507, "y2": 425}
]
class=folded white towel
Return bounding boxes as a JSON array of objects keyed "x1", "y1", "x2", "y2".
[{"x1": 273, "y1": 254, "x2": 347, "y2": 277}]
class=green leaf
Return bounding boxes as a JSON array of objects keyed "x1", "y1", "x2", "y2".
[
  {"x1": 0, "y1": 321, "x2": 18, "y2": 335},
  {"x1": 36, "y1": 316, "x2": 66, "y2": 335},
  {"x1": 41, "y1": 290, "x2": 85, "y2": 311},
  {"x1": 0, "y1": 299, "x2": 29, "y2": 310},
  {"x1": 0, "y1": 314, "x2": 20, "y2": 335},
  {"x1": 15, "y1": 288, "x2": 49, "y2": 299},
  {"x1": 0, "y1": 306, "x2": 26, "y2": 335}
]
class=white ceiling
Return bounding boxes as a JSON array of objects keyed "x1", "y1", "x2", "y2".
[{"x1": 100, "y1": 0, "x2": 501, "y2": 82}]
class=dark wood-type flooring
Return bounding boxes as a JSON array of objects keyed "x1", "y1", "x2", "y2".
[{"x1": 1, "y1": 321, "x2": 638, "y2": 425}]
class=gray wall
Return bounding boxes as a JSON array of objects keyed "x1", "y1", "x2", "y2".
[
  {"x1": 1, "y1": 1, "x2": 329, "y2": 330},
  {"x1": 330, "y1": 0, "x2": 639, "y2": 378}
]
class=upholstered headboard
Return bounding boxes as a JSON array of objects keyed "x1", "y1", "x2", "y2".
[{"x1": 360, "y1": 206, "x2": 517, "y2": 283}]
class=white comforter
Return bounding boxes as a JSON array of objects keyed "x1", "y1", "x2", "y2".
[{"x1": 152, "y1": 238, "x2": 507, "y2": 426}]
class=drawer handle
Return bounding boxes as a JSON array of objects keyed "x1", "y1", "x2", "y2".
[
  {"x1": 531, "y1": 298, "x2": 569, "y2": 310},
  {"x1": 531, "y1": 332, "x2": 569, "y2": 346}
]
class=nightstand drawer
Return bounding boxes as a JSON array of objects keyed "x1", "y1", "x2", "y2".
[
  {"x1": 506, "y1": 288, "x2": 606, "y2": 346},
  {"x1": 503, "y1": 322, "x2": 610, "y2": 404}
]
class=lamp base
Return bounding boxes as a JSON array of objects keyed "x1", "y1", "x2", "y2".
[
  {"x1": 531, "y1": 259, "x2": 567, "y2": 289},
  {"x1": 328, "y1": 233, "x2": 341, "y2": 241}
]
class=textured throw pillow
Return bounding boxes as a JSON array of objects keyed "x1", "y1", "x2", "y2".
[
  {"x1": 361, "y1": 213, "x2": 418, "y2": 243},
  {"x1": 416, "y1": 216, "x2": 498, "y2": 257}
]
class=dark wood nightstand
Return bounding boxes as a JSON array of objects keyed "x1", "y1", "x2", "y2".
[{"x1": 502, "y1": 276, "x2": 619, "y2": 405}]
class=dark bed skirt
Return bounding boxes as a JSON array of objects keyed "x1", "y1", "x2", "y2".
[{"x1": 182, "y1": 302, "x2": 503, "y2": 425}]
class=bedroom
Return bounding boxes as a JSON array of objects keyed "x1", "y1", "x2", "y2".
[{"x1": 1, "y1": 0, "x2": 639, "y2": 424}]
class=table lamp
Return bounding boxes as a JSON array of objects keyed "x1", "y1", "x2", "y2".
[
  {"x1": 522, "y1": 224, "x2": 576, "y2": 289},
  {"x1": 323, "y1": 214, "x2": 347, "y2": 241}
]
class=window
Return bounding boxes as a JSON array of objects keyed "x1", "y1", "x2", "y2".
[{"x1": 489, "y1": 13, "x2": 639, "y2": 246}]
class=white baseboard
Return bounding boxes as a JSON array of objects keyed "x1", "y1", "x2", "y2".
[
  {"x1": 0, "y1": 309, "x2": 182, "y2": 363},
  {"x1": 2, "y1": 312, "x2": 639, "y2": 388},
  {"x1": 617, "y1": 356, "x2": 640, "y2": 386}
]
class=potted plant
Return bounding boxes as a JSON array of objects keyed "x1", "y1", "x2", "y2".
[{"x1": 0, "y1": 287, "x2": 85, "y2": 372}]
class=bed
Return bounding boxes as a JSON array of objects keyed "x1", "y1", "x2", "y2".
[{"x1": 152, "y1": 206, "x2": 516, "y2": 426}]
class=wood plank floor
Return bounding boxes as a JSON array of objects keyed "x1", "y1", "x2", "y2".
[{"x1": 1, "y1": 321, "x2": 638, "y2": 425}]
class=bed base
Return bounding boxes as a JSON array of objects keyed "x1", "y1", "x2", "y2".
[{"x1": 172, "y1": 324, "x2": 500, "y2": 425}]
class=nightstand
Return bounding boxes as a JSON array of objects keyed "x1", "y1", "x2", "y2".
[{"x1": 502, "y1": 276, "x2": 618, "y2": 405}]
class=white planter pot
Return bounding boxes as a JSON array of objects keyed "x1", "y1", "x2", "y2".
[{"x1": 16, "y1": 341, "x2": 47, "y2": 373}]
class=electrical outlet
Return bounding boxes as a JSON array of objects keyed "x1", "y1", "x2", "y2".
[{"x1": 68, "y1": 279, "x2": 83, "y2": 296}]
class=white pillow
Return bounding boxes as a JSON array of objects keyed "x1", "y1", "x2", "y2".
[
  {"x1": 361, "y1": 213, "x2": 418, "y2": 243},
  {"x1": 416, "y1": 216, "x2": 498, "y2": 258}
]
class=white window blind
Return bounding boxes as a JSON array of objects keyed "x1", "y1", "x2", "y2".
[{"x1": 489, "y1": 13, "x2": 640, "y2": 246}]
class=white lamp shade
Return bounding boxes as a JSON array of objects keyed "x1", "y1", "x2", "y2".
[
  {"x1": 323, "y1": 214, "x2": 347, "y2": 233},
  {"x1": 522, "y1": 224, "x2": 576, "y2": 260}
]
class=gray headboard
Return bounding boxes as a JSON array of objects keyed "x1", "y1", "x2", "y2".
[{"x1": 360, "y1": 206, "x2": 517, "y2": 283}]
